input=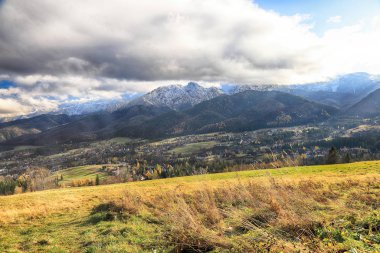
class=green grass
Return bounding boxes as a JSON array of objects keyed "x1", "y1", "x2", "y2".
[
  {"x1": 170, "y1": 141, "x2": 218, "y2": 154},
  {"x1": 0, "y1": 161, "x2": 379, "y2": 252},
  {"x1": 54, "y1": 160, "x2": 380, "y2": 186},
  {"x1": 54, "y1": 165, "x2": 109, "y2": 184},
  {"x1": 90, "y1": 137, "x2": 141, "y2": 147}
]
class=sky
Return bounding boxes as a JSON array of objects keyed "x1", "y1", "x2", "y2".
[
  {"x1": 0, "y1": 0, "x2": 380, "y2": 118},
  {"x1": 256, "y1": 0, "x2": 380, "y2": 34}
]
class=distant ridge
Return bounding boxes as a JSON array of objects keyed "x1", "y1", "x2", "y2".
[
  {"x1": 346, "y1": 88, "x2": 380, "y2": 117},
  {"x1": 0, "y1": 114, "x2": 79, "y2": 143},
  {"x1": 129, "y1": 90, "x2": 339, "y2": 138},
  {"x1": 3, "y1": 90, "x2": 338, "y2": 146}
]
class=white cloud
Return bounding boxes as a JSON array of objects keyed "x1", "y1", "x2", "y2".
[
  {"x1": 319, "y1": 18, "x2": 380, "y2": 77},
  {"x1": 327, "y1": 16, "x2": 342, "y2": 23},
  {"x1": 0, "y1": 94, "x2": 59, "y2": 117},
  {"x1": 0, "y1": 98, "x2": 38, "y2": 117}
]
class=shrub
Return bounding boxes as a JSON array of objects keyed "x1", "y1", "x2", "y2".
[
  {"x1": 0, "y1": 176, "x2": 17, "y2": 195},
  {"x1": 71, "y1": 179, "x2": 94, "y2": 187}
]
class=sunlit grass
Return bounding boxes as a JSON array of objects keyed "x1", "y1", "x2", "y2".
[
  {"x1": 0, "y1": 161, "x2": 379, "y2": 252},
  {"x1": 54, "y1": 164, "x2": 109, "y2": 184}
]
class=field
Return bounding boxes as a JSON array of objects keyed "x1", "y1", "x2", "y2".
[
  {"x1": 170, "y1": 141, "x2": 218, "y2": 155},
  {"x1": 90, "y1": 137, "x2": 140, "y2": 146},
  {"x1": 54, "y1": 165, "x2": 110, "y2": 185},
  {"x1": 0, "y1": 161, "x2": 380, "y2": 252}
]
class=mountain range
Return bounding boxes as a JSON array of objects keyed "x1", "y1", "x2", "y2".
[
  {"x1": 0, "y1": 73, "x2": 379, "y2": 146},
  {"x1": 0, "y1": 90, "x2": 339, "y2": 146},
  {"x1": 280, "y1": 73, "x2": 380, "y2": 109},
  {"x1": 127, "y1": 82, "x2": 223, "y2": 110},
  {"x1": 2, "y1": 72, "x2": 378, "y2": 121},
  {"x1": 59, "y1": 72, "x2": 379, "y2": 114},
  {"x1": 118, "y1": 90, "x2": 338, "y2": 138}
]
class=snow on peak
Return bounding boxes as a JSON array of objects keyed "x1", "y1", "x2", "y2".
[{"x1": 128, "y1": 82, "x2": 223, "y2": 110}]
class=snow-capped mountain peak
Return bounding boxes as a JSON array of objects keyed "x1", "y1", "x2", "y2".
[
  {"x1": 227, "y1": 84, "x2": 280, "y2": 94},
  {"x1": 127, "y1": 82, "x2": 223, "y2": 110},
  {"x1": 185, "y1": 82, "x2": 202, "y2": 90}
]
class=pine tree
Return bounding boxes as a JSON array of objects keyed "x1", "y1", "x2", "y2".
[
  {"x1": 95, "y1": 174, "x2": 100, "y2": 185},
  {"x1": 0, "y1": 177, "x2": 17, "y2": 195},
  {"x1": 326, "y1": 147, "x2": 339, "y2": 164},
  {"x1": 344, "y1": 153, "x2": 351, "y2": 164},
  {"x1": 17, "y1": 175, "x2": 29, "y2": 192}
]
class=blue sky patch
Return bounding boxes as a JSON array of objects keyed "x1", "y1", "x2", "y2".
[{"x1": 0, "y1": 80, "x2": 14, "y2": 89}]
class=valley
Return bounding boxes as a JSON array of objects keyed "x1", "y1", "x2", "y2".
[{"x1": 1, "y1": 116, "x2": 379, "y2": 192}]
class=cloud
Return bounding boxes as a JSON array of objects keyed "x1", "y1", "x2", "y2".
[
  {"x1": 327, "y1": 16, "x2": 342, "y2": 24},
  {"x1": 0, "y1": 0, "x2": 320, "y2": 85},
  {"x1": 0, "y1": 98, "x2": 35, "y2": 116},
  {"x1": 0, "y1": 91, "x2": 59, "y2": 118},
  {"x1": 0, "y1": 0, "x2": 379, "y2": 118},
  {"x1": 319, "y1": 19, "x2": 380, "y2": 77}
]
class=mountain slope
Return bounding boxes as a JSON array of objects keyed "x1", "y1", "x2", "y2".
[
  {"x1": 127, "y1": 82, "x2": 223, "y2": 110},
  {"x1": 119, "y1": 90, "x2": 339, "y2": 138},
  {"x1": 4, "y1": 105, "x2": 172, "y2": 146},
  {"x1": 0, "y1": 114, "x2": 78, "y2": 143},
  {"x1": 346, "y1": 89, "x2": 380, "y2": 117},
  {"x1": 280, "y1": 73, "x2": 380, "y2": 109},
  {"x1": 56, "y1": 93, "x2": 142, "y2": 115}
]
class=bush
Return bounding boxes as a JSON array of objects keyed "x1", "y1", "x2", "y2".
[
  {"x1": 71, "y1": 179, "x2": 94, "y2": 187},
  {"x1": 0, "y1": 176, "x2": 17, "y2": 195}
]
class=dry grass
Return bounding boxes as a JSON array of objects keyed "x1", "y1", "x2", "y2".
[
  {"x1": 102, "y1": 175, "x2": 379, "y2": 252},
  {"x1": 0, "y1": 161, "x2": 380, "y2": 252}
]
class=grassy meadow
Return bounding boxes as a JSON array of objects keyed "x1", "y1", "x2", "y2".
[
  {"x1": 54, "y1": 165, "x2": 109, "y2": 186},
  {"x1": 0, "y1": 161, "x2": 379, "y2": 252}
]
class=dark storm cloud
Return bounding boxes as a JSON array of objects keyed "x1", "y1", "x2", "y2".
[{"x1": 0, "y1": 0, "x2": 320, "y2": 84}]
